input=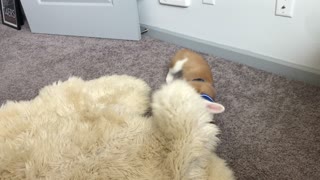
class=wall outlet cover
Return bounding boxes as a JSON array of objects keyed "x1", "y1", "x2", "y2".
[
  {"x1": 159, "y1": 0, "x2": 191, "y2": 7},
  {"x1": 275, "y1": 0, "x2": 295, "y2": 18},
  {"x1": 203, "y1": 0, "x2": 215, "y2": 5}
]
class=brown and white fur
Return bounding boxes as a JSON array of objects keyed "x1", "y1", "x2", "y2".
[{"x1": 166, "y1": 49, "x2": 225, "y2": 114}]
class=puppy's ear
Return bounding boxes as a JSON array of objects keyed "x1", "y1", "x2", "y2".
[{"x1": 205, "y1": 102, "x2": 225, "y2": 114}]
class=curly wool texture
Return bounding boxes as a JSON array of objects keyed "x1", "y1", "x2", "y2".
[{"x1": 0, "y1": 75, "x2": 234, "y2": 180}]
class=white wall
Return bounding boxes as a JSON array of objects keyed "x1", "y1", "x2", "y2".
[{"x1": 138, "y1": 0, "x2": 320, "y2": 72}]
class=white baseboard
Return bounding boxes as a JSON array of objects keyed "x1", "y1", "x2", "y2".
[{"x1": 141, "y1": 24, "x2": 320, "y2": 86}]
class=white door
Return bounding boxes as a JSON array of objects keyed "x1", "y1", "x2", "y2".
[{"x1": 20, "y1": 0, "x2": 141, "y2": 40}]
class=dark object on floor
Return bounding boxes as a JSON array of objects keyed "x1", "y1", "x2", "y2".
[{"x1": 0, "y1": 0, "x2": 23, "y2": 30}]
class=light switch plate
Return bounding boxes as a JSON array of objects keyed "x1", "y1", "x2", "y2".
[
  {"x1": 203, "y1": 0, "x2": 215, "y2": 5},
  {"x1": 159, "y1": 0, "x2": 191, "y2": 7}
]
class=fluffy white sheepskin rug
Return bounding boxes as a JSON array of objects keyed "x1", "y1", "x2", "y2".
[{"x1": 0, "y1": 75, "x2": 234, "y2": 180}]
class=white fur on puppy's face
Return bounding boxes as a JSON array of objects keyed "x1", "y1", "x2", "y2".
[
  {"x1": 166, "y1": 58, "x2": 188, "y2": 83},
  {"x1": 165, "y1": 70, "x2": 174, "y2": 84}
]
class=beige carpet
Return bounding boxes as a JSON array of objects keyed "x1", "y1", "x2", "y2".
[{"x1": 0, "y1": 75, "x2": 234, "y2": 180}]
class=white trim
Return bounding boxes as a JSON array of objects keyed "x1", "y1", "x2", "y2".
[{"x1": 141, "y1": 24, "x2": 320, "y2": 86}]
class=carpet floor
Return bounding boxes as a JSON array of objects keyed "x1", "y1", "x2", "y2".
[{"x1": 0, "y1": 23, "x2": 320, "y2": 180}]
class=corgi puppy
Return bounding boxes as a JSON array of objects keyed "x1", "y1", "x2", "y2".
[{"x1": 166, "y1": 49, "x2": 225, "y2": 114}]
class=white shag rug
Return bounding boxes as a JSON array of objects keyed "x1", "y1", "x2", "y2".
[{"x1": 0, "y1": 75, "x2": 234, "y2": 180}]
